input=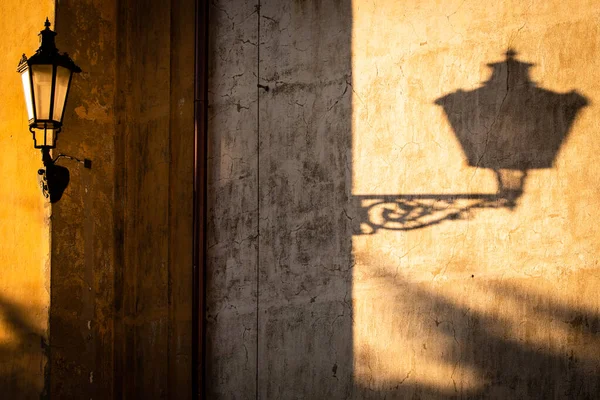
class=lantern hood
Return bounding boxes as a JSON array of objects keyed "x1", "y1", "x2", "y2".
[
  {"x1": 434, "y1": 49, "x2": 588, "y2": 171},
  {"x1": 17, "y1": 18, "x2": 81, "y2": 74}
]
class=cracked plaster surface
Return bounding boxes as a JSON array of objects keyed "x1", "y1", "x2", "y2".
[{"x1": 207, "y1": 0, "x2": 600, "y2": 398}]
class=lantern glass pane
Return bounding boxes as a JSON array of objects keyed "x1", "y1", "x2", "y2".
[
  {"x1": 52, "y1": 66, "x2": 71, "y2": 122},
  {"x1": 31, "y1": 64, "x2": 53, "y2": 120},
  {"x1": 33, "y1": 128, "x2": 56, "y2": 148},
  {"x1": 20, "y1": 69, "x2": 34, "y2": 121}
]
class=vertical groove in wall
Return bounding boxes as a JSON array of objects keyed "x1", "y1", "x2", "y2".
[
  {"x1": 113, "y1": 0, "x2": 126, "y2": 395},
  {"x1": 256, "y1": 1, "x2": 261, "y2": 399},
  {"x1": 167, "y1": 0, "x2": 173, "y2": 395},
  {"x1": 192, "y1": 0, "x2": 198, "y2": 393},
  {"x1": 193, "y1": 0, "x2": 209, "y2": 396}
]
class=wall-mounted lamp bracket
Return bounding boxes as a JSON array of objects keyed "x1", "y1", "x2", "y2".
[
  {"x1": 38, "y1": 148, "x2": 69, "y2": 203},
  {"x1": 37, "y1": 148, "x2": 91, "y2": 203},
  {"x1": 53, "y1": 153, "x2": 92, "y2": 169}
]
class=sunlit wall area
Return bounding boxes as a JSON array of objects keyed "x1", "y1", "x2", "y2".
[
  {"x1": 0, "y1": 1, "x2": 53, "y2": 397},
  {"x1": 352, "y1": 0, "x2": 600, "y2": 397}
]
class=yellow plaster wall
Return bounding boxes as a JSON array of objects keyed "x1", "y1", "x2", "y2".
[
  {"x1": 0, "y1": 1, "x2": 54, "y2": 398},
  {"x1": 352, "y1": 0, "x2": 600, "y2": 397}
]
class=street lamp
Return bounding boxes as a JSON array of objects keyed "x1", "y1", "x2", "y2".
[{"x1": 17, "y1": 18, "x2": 82, "y2": 202}]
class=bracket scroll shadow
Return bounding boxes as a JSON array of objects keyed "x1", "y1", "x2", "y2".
[{"x1": 352, "y1": 193, "x2": 508, "y2": 234}]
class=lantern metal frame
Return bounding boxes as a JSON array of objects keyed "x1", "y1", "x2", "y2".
[
  {"x1": 17, "y1": 18, "x2": 81, "y2": 150},
  {"x1": 17, "y1": 18, "x2": 86, "y2": 203}
]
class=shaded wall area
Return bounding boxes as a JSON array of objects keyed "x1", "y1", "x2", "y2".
[
  {"x1": 207, "y1": 0, "x2": 354, "y2": 398},
  {"x1": 0, "y1": 2, "x2": 53, "y2": 398},
  {"x1": 207, "y1": 0, "x2": 600, "y2": 399},
  {"x1": 48, "y1": 0, "x2": 195, "y2": 397}
]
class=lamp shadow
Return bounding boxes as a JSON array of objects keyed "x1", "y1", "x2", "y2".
[
  {"x1": 354, "y1": 50, "x2": 588, "y2": 234},
  {"x1": 352, "y1": 49, "x2": 600, "y2": 398}
]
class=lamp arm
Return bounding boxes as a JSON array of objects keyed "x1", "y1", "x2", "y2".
[{"x1": 53, "y1": 153, "x2": 92, "y2": 169}]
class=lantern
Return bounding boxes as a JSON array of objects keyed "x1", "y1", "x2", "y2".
[{"x1": 17, "y1": 18, "x2": 81, "y2": 150}]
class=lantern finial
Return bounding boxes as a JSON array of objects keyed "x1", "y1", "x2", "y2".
[
  {"x1": 505, "y1": 48, "x2": 517, "y2": 59},
  {"x1": 39, "y1": 18, "x2": 57, "y2": 54}
]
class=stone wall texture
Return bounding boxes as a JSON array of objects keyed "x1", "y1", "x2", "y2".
[
  {"x1": 207, "y1": 0, "x2": 600, "y2": 399},
  {"x1": 49, "y1": 0, "x2": 195, "y2": 398}
]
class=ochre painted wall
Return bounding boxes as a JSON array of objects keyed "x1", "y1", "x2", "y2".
[
  {"x1": 0, "y1": 2, "x2": 53, "y2": 398},
  {"x1": 351, "y1": 1, "x2": 600, "y2": 397},
  {"x1": 207, "y1": 0, "x2": 600, "y2": 398}
]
